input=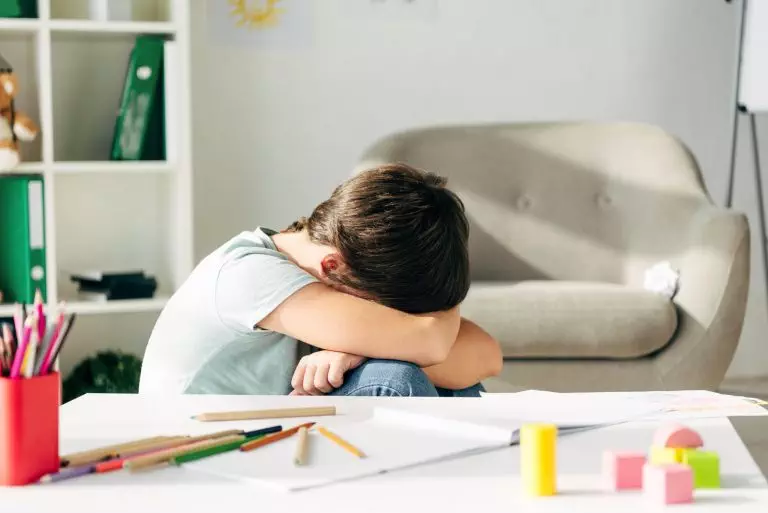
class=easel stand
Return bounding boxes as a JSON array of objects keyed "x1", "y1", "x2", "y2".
[
  {"x1": 727, "y1": 110, "x2": 768, "y2": 305},
  {"x1": 725, "y1": 0, "x2": 768, "y2": 310}
]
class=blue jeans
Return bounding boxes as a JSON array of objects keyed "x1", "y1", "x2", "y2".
[{"x1": 328, "y1": 359, "x2": 484, "y2": 397}]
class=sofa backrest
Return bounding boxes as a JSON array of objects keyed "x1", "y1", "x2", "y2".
[{"x1": 356, "y1": 122, "x2": 713, "y2": 285}]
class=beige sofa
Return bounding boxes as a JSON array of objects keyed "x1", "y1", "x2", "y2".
[{"x1": 355, "y1": 122, "x2": 750, "y2": 392}]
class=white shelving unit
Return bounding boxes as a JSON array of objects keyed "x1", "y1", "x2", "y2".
[{"x1": 0, "y1": 0, "x2": 193, "y2": 322}]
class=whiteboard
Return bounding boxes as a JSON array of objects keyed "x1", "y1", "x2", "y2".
[{"x1": 739, "y1": 0, "x2": 768, "y2": 112}]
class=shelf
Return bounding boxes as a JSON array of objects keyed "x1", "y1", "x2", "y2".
[
  {"x1": 52, "y1": 161, "x2": 172, "y2": 174},
  {"x1": 0, "y1": 17, "x2": 40, "y2": 33},
  {"x1": 65, "y1": 296, "x2": 169, "y2": 315},
  {"x1": 48, "y1": 20, "x2": 175, "y2": 35},
  {"x1": 0, "y1": 162, "x2": 45, "y2": 174},
  {"x1": 1, "y1": 297, "x2": 168, "y2": 316},
  {"x1": 0, "y1": 19, "x2": 176, "y2": 35}
]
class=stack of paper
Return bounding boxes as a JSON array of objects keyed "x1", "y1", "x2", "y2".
[{"x1": 480, "y1": 390, "x2": 768, "y2": 421}]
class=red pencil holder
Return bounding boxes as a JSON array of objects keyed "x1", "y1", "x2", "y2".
[{"x1": 0, "y1": 373, "x2": 60, "y2": 486}]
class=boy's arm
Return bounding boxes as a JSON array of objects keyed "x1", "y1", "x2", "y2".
[
  {"x1": 423, "y1": 318, "x2": 503, "y2": 390},
  {"x1": 259, "y1": 283, "x2": 460, "y2": 367}
]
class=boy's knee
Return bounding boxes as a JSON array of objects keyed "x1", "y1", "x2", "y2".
[{"x1": 334, "y1": 359, "x2": 438, "y2": 397}]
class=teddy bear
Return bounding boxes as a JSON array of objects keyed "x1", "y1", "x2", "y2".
[{"x1": 0, "y1": 68, "x2": 39, "y2": 172}]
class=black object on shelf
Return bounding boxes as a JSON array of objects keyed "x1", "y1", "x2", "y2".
[{"x1": 71, "y1": 271, "x2": 157, "y2": 301}]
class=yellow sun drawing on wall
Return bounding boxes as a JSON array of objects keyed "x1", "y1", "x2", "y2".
[{"x1": 229, "y1": 0, "x2": 284, "y2": 30}]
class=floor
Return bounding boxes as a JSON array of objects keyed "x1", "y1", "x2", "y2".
[{"x1": 720, "y1": 376, "x2": 768, "y2": 400}]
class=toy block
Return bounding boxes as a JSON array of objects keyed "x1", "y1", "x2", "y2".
[
  {"x1": 682, "y1": 449, "x2": 720, "y2": 489},
  {"x1": 643, "y1": 463, "x2": 694, "y2": 505},
  {"x1": 650, "y1": 446, "x2": 683, "y2": 465},
  {"x1": 520, "y1": 423, "x2": 557, "y2": 496},
  {"x1": 653, "y1": 424, "x2": 703, "y2": 449},
  {"x1": 603, "y1": 451, "x2": 646, "y2": 490}
]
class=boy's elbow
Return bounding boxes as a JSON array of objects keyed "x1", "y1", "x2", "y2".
[
  {"x1": 487, "y1": 346, "x2": 503, "y2": 377},
  {"x1": 486, "y1": 336, "x2": 503, "y2": 377}
]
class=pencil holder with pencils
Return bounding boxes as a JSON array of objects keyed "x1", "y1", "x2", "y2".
[{"x1": 0, "y1": 372, "x2": 60, "y2": 486}]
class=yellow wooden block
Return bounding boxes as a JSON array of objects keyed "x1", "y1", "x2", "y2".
[
  {"x1": 650, "y1": 446, "x2": 683, "y2": 465},
  {"x1": 520, "y1": 423, "x2": 557, "y2": 496}
]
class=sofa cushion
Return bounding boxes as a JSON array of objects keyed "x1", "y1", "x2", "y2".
[{"x1": 461, "y1": 281, "x2": 677, "y2": 359}]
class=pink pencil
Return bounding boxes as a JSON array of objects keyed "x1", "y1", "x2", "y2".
[
  {"x1": 34, "y1": 289, "x2": 46, "y2": 341},
  {"x1": 13, "y1": 303, "x2": 23, "y2": 348},
  {"x1": 10, "y1": 317, "x2": 34, "y2": 379},
  {"x1": 38, "y1": 307, "x2": 65, "y2": 376}
]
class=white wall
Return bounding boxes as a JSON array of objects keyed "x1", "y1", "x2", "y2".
[{"x1": 189, "y1": 0, "x2": 767, "y2": 378}]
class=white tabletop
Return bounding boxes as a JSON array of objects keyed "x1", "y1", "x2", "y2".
[{"x1": 1, "y1": 394, "x2": 767, "y2": 513}]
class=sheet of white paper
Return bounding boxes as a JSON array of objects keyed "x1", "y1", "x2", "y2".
[
  {"x1": 184, "y1": 407, "x2": 513, "y2": 492},
  {"x1": 481, "y1": 390, "x2": 768, "y2": 421},
  {"x1": 479, "y1": 390, "x2": 663, "y2": 426}
]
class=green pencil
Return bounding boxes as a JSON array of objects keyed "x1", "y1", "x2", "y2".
[{"x1": 171, "y1": 434, "x2": 265, "y2": 465}]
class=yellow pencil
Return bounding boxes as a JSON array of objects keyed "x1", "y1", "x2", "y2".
[{"x1": 316, "y1": 426, "x2": 365, "y2": 458}]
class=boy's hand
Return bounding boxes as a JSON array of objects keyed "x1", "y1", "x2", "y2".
[{"x1": 290, "y1": 350, "x2": 365, "y2": 395}]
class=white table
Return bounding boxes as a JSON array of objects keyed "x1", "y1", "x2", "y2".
[{"x1": 1, "y1": 394, "x2": 767, "y2": 513}]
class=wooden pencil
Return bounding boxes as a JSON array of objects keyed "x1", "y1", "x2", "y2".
[
  {"x1": 61, "y1": 430, "x2": 239, "y2": 468},
  {"x1": 316, "y1": 426, "x2": 366, "y2": 458},
  {"x1": 293, "y1": 426, "x2": 309, "y2": 466},
  {"x1": 240, "y1": 422, "x2": 315, "y2": 452},
  {"x1": 127, "y1": 434, "x2": 244, "y2": 471},
  {"x1": 61, "y1": 436, "x2": 183, "y2": 468},
  {"x1": 193, "y1": 406, "x2": 336, "y2": 422}
]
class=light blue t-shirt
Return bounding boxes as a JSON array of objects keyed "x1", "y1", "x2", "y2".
[{"x1": 138, "y1": 228, "x2": 317, "y2": 395}]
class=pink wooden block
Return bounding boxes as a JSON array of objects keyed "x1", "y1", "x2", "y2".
[
  {"x1": 603, "y1": 451, "x2": 646, "y2": 490},
  {"x1": 643, "y1": 463, "x2": 694, "y2": 505},
  {"x1": 653, "y1": 424, "x2": 703, "y2": 449}
]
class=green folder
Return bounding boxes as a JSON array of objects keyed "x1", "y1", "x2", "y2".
[
  {"x1": 111, "y1": 36, "x2": 165, "y2": 161},
  {"x1": 0, "y1": 0, "x2": 37, "y2": 18},
  {"x1": 0, "y1": 175, "x2": 47, "y2": 304}
]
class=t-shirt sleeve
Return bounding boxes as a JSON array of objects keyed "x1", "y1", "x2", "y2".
[{"x1": 215, "y1": 249, "x2": 318, "y2": 334}]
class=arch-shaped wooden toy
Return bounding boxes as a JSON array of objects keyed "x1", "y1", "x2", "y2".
[{"x1": 653, "y1": 424, "x2": 703, "y2": 449}]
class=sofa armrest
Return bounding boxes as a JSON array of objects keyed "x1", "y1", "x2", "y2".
[{"x1": 655, "y1": 207, "x2": 750, "y2": 387}]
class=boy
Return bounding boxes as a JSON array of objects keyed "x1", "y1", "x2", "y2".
[{"x1": 139, "y1": 164, "x2": 502, "y2": 397}]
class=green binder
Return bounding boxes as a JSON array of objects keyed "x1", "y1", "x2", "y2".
[
  {"x1": 0, "y1": 175, "x2": 46, "y2": 304},
  {"x1": 111, "y1": 36, "x2": 165, "y2": 161}
]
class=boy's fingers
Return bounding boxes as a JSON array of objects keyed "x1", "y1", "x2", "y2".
[
  {"x1": 291, "y1": 363, "x2": 306, "y2": 390},
  {"x1": 303, "y1": 364, "x2": 318, "y2": 395},
  {"x1": 328, "y1": 362, "x2": 345, "y2": 388},
  {"x1": 314, "y1": 363, "x2": 333, "y2": 393}
]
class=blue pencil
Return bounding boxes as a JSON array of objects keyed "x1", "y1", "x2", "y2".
[{"x1": 242, "y1": 425, "x2": 282, "y2": 438}]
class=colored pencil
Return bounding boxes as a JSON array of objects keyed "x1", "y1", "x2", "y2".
[
  {"x1": 171, "y1": 435, "x2": 263, "y2": 465},
  {"x1": 240, "y1": 422, "x2": 315, "y2": 452},
  {"x1": 39, "y1": 464, "x2": 95, "y2": 483},
  {"x1": 23, "y1": 329, "x2": 38, "y2": 378},
  {"x1": 127, "y1": 434, "x2": 244, "y2": 471},
  {"x1": 193, "y1": 406, "x2": 336, "y2": 422},
  {"x1": 13, "y1": 304, "x2": 23, "y2": 346},
  {"x1": 34, "y1": 289, "x2": 45, "y2": 341},
  {"x1": 93, "y1": 440, "x2": 191, "y2": 473},
  {"x1": 316, "y1": 426, "x2": 365, "y2": 458},
  {"x1": 242, "y1": 425, "x2": 282, "y2": 438},
  {"x1": 41, "y1": 313, "x2": 76, "y2": 375},
  {"x1": 61, "y1": 435, "x2": 189, "y2": 468},
  {"x1": 293, "y1": 426, "x2": 309, "y2": 466},
  {"x1": 37, "y1": 309, "x2": 65, "y2": 375},
  {"x1": 9, "y1": 316, "x2": 34, "y2": 378},
  {"x1": 2, "y1": 322, "x2": 14, "y2": 356}
]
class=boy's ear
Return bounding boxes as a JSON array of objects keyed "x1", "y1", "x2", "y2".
[{"x1": 320, "y1": 254, "x2": 340, "y2": 276}]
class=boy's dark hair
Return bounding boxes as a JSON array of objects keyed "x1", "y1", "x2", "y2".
[{"x1": 286, "y1": 163, "x2": 470, "y2": 314}]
